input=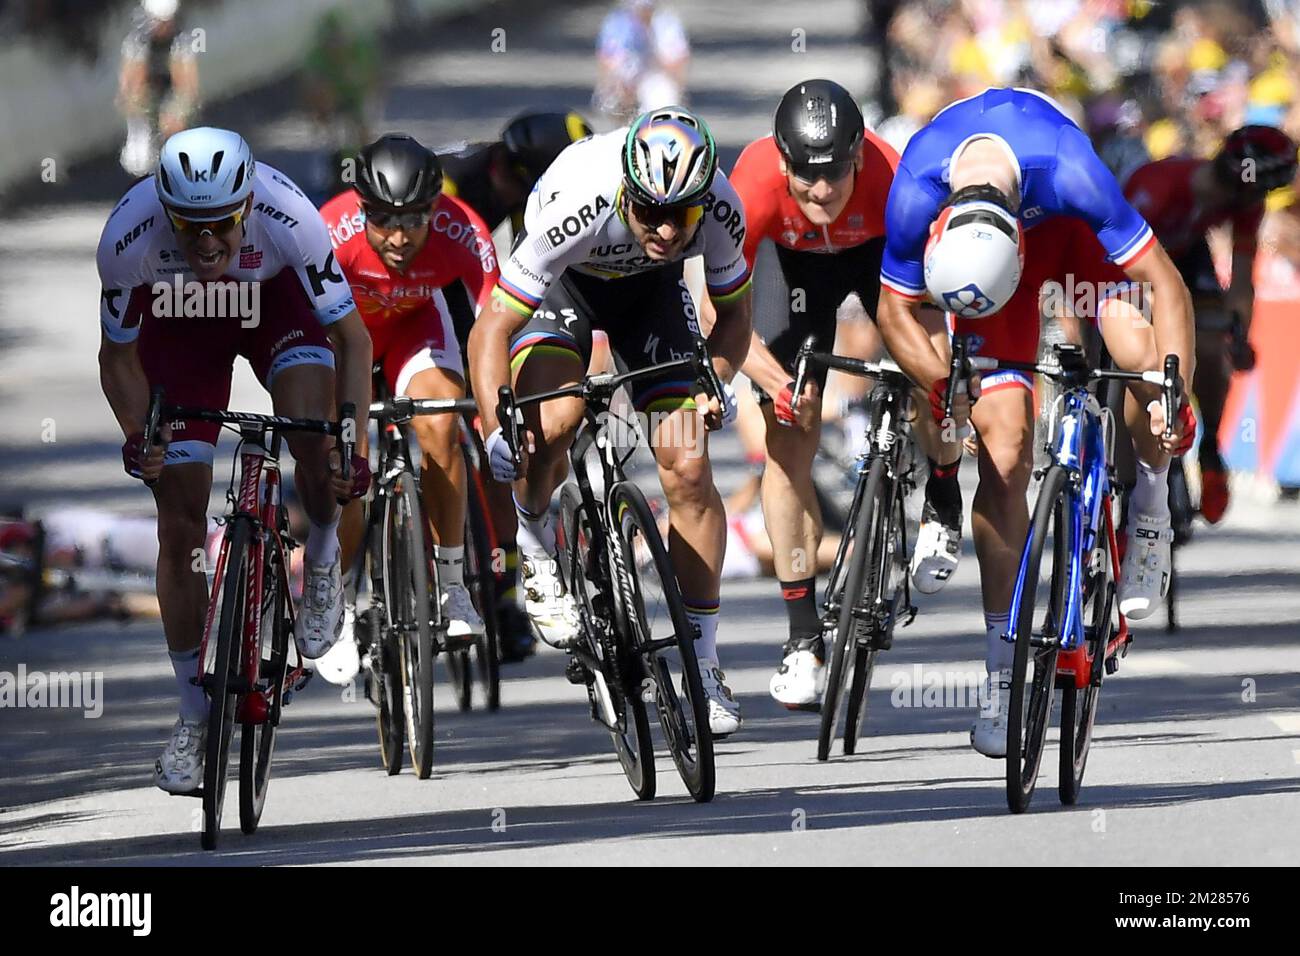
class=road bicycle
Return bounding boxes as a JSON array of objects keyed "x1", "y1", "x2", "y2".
[
  {"x1": 496, "y1": 348, "x2": 725, "y2": 801},
  {"x1": 788, "y1": 336, "x2": 919, "y2": 761},
  {"x1": 143, "y1": 387, "x2": 350, "y2": 849}
]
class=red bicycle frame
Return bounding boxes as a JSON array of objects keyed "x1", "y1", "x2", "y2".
[{"x1": 195, "y1": 442, "x2": 303, "y2": 725}]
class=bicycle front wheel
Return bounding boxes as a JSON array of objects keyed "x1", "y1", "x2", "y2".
[
  {"x1": 239, "y1": 534, "x2": 288, "y2": 834},
  {"x1": 560, "y1": 482, "x2": 655, "y2": 800},
  {"x1": 387, "y1": 472, "x2": 436, "y2": 780},
  {"x1": 1007, "y1": 465, "x2": 1068, "y2": 814},
  {"x1": 610, "y1": 482, "x2": 715, "y2": 802},
  {"x1": 201, "y1": 518, "x2": 250, "y2": 850},
  {"x1": 819, "y1": 456, "x2": 887, "y2": 761}
]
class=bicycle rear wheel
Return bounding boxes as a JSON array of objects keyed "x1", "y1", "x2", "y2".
[
  {"x1": 387, "y1": 473, "x2": 436, "y2": 779},
  {"x1": 239, "y1": 535, "x2": 288, "y2": 834},
  {"x1": 819, "y1": 457, "x2": 887, "y2": 761},
  {"x1": 1007, "y1": 465, "x2": 1068, "y2": 814},
  {"x1": 201, "y1": 518, "x2": 249, "y2": 850},
  {"x1": 560, "y1": 483, "x2": 655, "y2": 800},
  {"x1": 611, "y1": 482, "x2": 715, "y2": 802},
  {"x1": 1059, "y1": 501, "x2": 1117, "y2": 804}
]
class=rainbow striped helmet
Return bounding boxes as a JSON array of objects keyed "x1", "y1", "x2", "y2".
[{"x1": 622, "y1": 107, "x2": 718, "y2": 207}]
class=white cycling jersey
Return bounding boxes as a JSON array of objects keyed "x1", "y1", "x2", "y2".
[
  {"x1": 492, "y1": 129, "x2": 751, "y2": 317},
  {"x1": 96, "y1": 164, "x2": 355, "y2": 343}
]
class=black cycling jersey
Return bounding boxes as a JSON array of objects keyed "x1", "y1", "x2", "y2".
[{"x1": 441, "y1": 142, "x2": 517, "y2": 234}]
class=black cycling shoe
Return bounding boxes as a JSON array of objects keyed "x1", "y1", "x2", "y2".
[{"x1": 498, "y1": 601, "x2": 538, "y2": 664}]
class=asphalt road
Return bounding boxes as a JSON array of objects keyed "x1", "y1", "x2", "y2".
[{"x1": 2, "y1": 0, "x2": 1299, "y2": 866}]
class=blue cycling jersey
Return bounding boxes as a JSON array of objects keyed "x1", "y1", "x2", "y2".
[{"x1": 880, "y1": 87, "x2": 1155, "y2": 299}]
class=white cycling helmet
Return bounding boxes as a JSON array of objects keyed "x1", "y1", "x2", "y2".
[
  {"x1": 142, "y1": 0, "x2": 180, "y2": 22},
  {"x1": 924, "y1": 185, "x2": 1024, "y2": 318},
  {"x1": 155, "y1": 127, "x2": 256, "y2": 216}
]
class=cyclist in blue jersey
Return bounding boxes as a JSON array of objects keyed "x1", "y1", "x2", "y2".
[{"x1": 875, "y1": 88, "x2": 1198, "y2": 758}]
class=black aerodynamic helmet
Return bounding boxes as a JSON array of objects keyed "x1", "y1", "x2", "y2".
[
  {"x1": 501, "y1": 110, "x2": 594, "y2": 184},
  {"x1": 355, "y1": 133, "x2": 444, "y2": 212},
  {"x1": 774, "y1": 79, "x2": 865, "y2": 179}
]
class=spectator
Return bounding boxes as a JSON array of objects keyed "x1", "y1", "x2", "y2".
[
  {"x1": 117, "y1": 0, "x2": 200, "y2": 178},
  {"x1": 593, "y1": 0, "x2": 690, "y2": 122}
]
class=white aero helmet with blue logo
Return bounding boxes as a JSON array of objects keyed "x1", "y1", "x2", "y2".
[
  {"x1": 923, "y1": 184, "x2": 1023, "y2": 318},
  {"x1": 155, "y1": 127, "x2": 256, "y2": 217}
]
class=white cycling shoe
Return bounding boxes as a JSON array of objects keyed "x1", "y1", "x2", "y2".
[
  {"x1": 296, "y1": 559, "x2": 346, "y2": 659},
  {"x1": 971, "y1": 668, "x2": 1012, "y2": 758},
  {"x1": 769, "y1": 636, "x2": 827, "y2": 711},
  {"x1": 1118, "y1": 511, "x2": 1173, "y2": 621},
  {"x1": 911, "y1": 503, "x2": 961, "y2": 595},
  {"x1": 443, "y1": 582, "x2": 486, "y2": 649},
  {"x1": 154, "y1": 716, "x2": 207, "y2": 793},
  {"x1": 522, "y1": 553, "x2": 581, "y2": 649},
  {"x1": 698, "y1": 658, "x2": 742, "y2": 738},
  {"x1": 314, "y1": 604, "x2": 361, "y2": 686}
]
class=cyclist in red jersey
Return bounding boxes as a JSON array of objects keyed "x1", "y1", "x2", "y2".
[
  {"x1": 319, "y1": 134, "x2": 497, "y2": 679},
  {"x1": 1124, "y1": 125, "x2": 1298, "y2": 523},
  {"x1": 727, "y1": 80, "x2": 962, "y2": 710}
]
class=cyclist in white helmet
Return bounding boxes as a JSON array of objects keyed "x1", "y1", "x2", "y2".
[
  {"x1": 97, "y1": 126, "x2": 373, "y2": 793},
  {"x1": 469, "y1": 107, "x2": 754, "y2": 737}
]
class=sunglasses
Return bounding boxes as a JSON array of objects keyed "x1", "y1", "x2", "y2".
[
  {"x1": 791, "y1": 160, "x2": 854, "y2": 185},
  {"x1": 628, "y1": 199, "x2": 704, "y2": 229},
  {"x1": 166, "y1": 204, "x2": 247, "y2": 234},
  {"x1": 364, "y1": 206, "x2": 433, "y2": 231}
]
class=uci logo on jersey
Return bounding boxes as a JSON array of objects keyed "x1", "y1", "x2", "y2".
[{"x1": 942, "y1": 283, "x2": 993, "y2": 317}]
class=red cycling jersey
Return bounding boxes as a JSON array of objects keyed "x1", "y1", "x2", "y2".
[
  {"x1": 728, "y1": 132, "x2": 899, "y2": 268},
  {"x1": 1123, "y1": 157, "x2": 1263, "y2": 260},
  {"x1": 319, "y1": 190, "x2": 500, "y2": 330}
]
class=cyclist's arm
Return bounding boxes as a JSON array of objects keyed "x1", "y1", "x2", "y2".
[
  {"x1": 876, "y1": 288, "x2": 948, "y2": 388},
  {"x1": 1225, "y1": 247, "x2": 1256, "y2": 331},
  {"x1": 468, "y1": 292, "x2": 532, "y2": 436},
  {"x1": 1121, "y1": 241, "x2": 1195, "y2": 383},
  {"x1": 325, "y1": 309, "x2": 372, "y2": 455},
  {"x1": 707, "y1": 289, "x2": 752, "y2": 383},
  {"x1": 98, "y1": 330, "x2": 149, "y2": 440}
]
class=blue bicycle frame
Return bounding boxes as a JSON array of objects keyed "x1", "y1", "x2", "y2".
[{"x1": 1007, "y1": 386, "x2": 1115, "y2": 652}]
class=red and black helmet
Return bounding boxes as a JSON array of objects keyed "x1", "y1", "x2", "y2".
[{"x1": 1215, "y1": 125, "x2": 1298, "y2": 193}]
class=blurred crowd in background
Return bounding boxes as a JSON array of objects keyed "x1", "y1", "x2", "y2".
[{"x1": 866, "y1": 0, "x2": 1300, "y2": 266}]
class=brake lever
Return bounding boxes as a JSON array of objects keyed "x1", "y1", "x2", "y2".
[
  {"x1": 693, "y1": 336, "x2": 726, "y2": 412},
  {"x1": 496, "y1": 385, "x2": 522, "y2": 468},
  {"x1": 943, "y1": 333, "x2": 968, "y2": 423},
  {"x1": 790, "y1": 334, "x2": 816, "y2": 421},
  {"x1": 336, "y1": 401, "x2": 356, "y2": 505},
  {"x1": 1161, "y1": 355, "x2": 1180, "y2": 441},
  {"x1": 142, "y1": 385, "x2": 166, "y2": 488}
]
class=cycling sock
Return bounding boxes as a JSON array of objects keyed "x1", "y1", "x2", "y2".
[
  {"x1": 683, "y1": 597, "x2": 720, "y2": 661},
  {"x1": 434, "y1": 545, "x2": 465, "y2": 587},
  {"x1": 170, "y1": 647, "x2": 209, "y2": 722},
  {"x1": 305, "y1": 513, "x2": 340, "y2": 566},
  {"x1": 985, "y1": 611, "x2": 1013, "y2": 673},
  {"x1": 513, "y1": 494, "x2": 556, "y2": 557},
  {"x1": 779, "y1": 576, "x2": 821, "y2": 643},
  {"x1": 1132, "y1": 459, "x2": 1171, "y2": 519},
  {"x1": 926, "y1": 458, "x2": 963, "y2": 527}
]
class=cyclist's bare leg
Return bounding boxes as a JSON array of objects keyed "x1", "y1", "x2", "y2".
[
  {"x1": 908, "y1": 307, "x2": 963, "y2": 467},
  {"x1": 758, "y1": 399, "x2": 822, "y2": 580},
  {"x1": 405, "y1": 366, "x2": 467, "y2": 548},
  {"x1": 969, "y1": 387, "x2": 1034, "y2": 614},
  {"x1": 651, "y1": 406, "x2": 725, "y2": 612},
  {"x1": 153, "y1": 462, "x2": 214, "y2": 654},
  {"x1": 512, "y1": 353, "x2": 585, "y2": 517},
  {"x1": 275, "y1": 364, "x2": 342, "y2": 529}
]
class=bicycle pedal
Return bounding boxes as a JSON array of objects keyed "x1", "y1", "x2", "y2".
[{"x1": 1104, "y1": 656, "x2": 1120, "y2": 676}]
